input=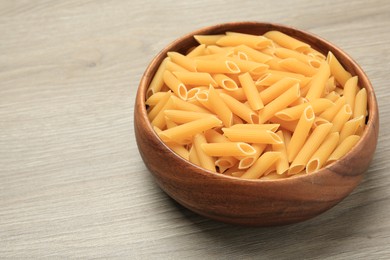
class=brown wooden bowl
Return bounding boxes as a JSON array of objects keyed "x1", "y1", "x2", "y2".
[{"x1": 134, "y1": 22, "x2": 379, "y2": 226}]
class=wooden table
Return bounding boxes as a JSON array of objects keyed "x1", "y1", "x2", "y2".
[{"x1": 1, "y1": 1, "x2": 389, "y2": 258}]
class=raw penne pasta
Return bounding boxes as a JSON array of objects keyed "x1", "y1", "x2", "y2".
[
  {"x1": 167, "y1": 51, "x2": 197, "y2": 72},
  {"x1": 264, "y1": 30, "x2": 311, "y2": 52},
  {"x1": 208, "y1": 86, "x2": 234, "y2": 127},
  {"x1": 339, "y1": 115, "x2": 364, "y2": 143},
  {"x1": 193, "y1": 133, "x2": 216, "y2": 172},
  {"x1": 272, "y1": 131, "x2": 289, "y2": 175},
  {"x1": 163, "y1": 71, "x2": 188, "y2": 100},
  {"x1": 195, "y1": 59, "x2": 240, "y2": 74},
  {"x1": 147, "y1": 57, "x2": 169, "y2": 98},
  {"x1": 238, "y1": 143, "x2": 267, "y2": 169},
  {"x1": 201, "y1": 142, "x2": 256, "y2": 157},
  {"x1": 279, "y1": 58, "x2": 318, "y2": 77},
  {"x1": 305, "y1": 61, "x2": 331, "y2": 101},
  {"x1": 145, "y1": 30, "x2": 368, "y2": 177},
  {"x1": 327, "y1": 51, "x2": 352, "y2": 86},
  {"x1": 164, "y1": 109, "x2": 214, "y2": 124},
  {"x1": 158, "y1": 116, "x2": 222, "y2": 143},
  {"x1": 289, "y1": 123, "x2": 333, "y2": 175},
  {"x1": 217, "y1": 32, "x2": 272, "y2": 49},
  {"x1": 353, "y1": 88, "x2": 367, "y2": 121},
  {"x1": 239, "y1": 72, "x2": 264, "y2": 111},
  {"x1": 173, "y1": 71, "x2": 217, "y2": 87},
  {"x1": 212, "y1": 74, "x2": 239, "y2": 91},
  {"x1": 287, "y1": 106, "x2": 315, "y2": 162},
  {"x1": 275, "y1": 98, "x2": 333, "y2": 121},
  {"x1": 327, "y1": 135, "x2": 361, "y2": 165},
  {"x1": 219, "y1": 93, "x2": 259, "y2": 124},
  {"x1": 258, "y1": 84, "x2": 301, "y2": 123},
  {"x1": 306, "y1": 132, "x2": 339, "y2": 173},
  {"x1": 222, "y1": 128, "x2": 282, "y2": 144},
  {"x1": 240, "y1": 152, "x2": 281, "y2": 179},
  {"x1": 194, "y1": 34, "x2": 224, "y2": 45}
]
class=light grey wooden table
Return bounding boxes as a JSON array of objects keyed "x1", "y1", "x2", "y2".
[{"x1": 1, "y1": 1, "x2": 389, "y2": 259}]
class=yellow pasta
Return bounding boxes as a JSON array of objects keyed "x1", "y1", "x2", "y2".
[
  {"x1": 201, "y1": 142, "x2": 256, "y2": 157},
  {"x1": 193, "y1": 133, "x2": 216, "y2": 172},
  {"x1": 163, "y1": 71, "x2": 188, "y2": 100},
  {"x1": 240, "y1": 152, "x2": 281, "y2": 179},
  {"x1": 306, "y1": 132, "x2": 339, "y2": 173},
  {"x1": 264, "y1": 30, "x2": 310, "y2": 52},
  {"x1": 239, "y1": 72, "x2": 264, "y2": 111},
  {"x1": 145, "y1": 30, "x2": 367, "y2": 178},
  {"x1": 287, "y1": 105, "x2": 315, "y2": 162},
  {"x1": 222, "y1": 128, "x2": 282, "y2": 144},
  {"x1": 327, "y1": 135, "x2": 361, "y2": 165},
  {"x1": 172, "y1": 71, "x2": 217, "y2": 87},
  {"x1": 327, "y1": 51, "x2": 352, "y2": 87},
  {"x1": 258, "y1": 84, "x2": 301, "y2": 123},
  {"x1": 289, "y1": 123, "x2": 333, "y2": 175},
  {"x1": 167, "y1": 51, "x2": 197, "y2": 72}
]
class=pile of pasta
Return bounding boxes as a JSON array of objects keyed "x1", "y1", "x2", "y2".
[{"x1": 145, "y1": 30, "x2": 368, "y2": 179}]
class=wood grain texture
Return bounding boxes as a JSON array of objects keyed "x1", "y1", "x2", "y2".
[{"x1": 1, "y1": 0, "x2": 389, "y2": 258}]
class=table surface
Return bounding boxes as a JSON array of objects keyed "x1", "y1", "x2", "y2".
[{"x1": 1, "y1": 0, "x2": 390, "y2": 259}]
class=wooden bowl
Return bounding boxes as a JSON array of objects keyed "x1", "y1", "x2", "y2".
[{"x1": 134, "y1": 22, "x2": 379, "y2": 226}]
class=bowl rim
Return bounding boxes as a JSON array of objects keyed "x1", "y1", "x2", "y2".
[{"x1": 136, "y1": 21, "x2": 378, "y2": 184}]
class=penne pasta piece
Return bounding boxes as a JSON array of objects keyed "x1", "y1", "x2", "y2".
[
  {"x1": 172, "y1": 71, "x2": 217, "y2": 87},
  {"x1": 165, "y1": 60, "x2": 189, "y2": 73},
  {"x1": 343, "y1": 76, "x2": 359, "y2": 109},
  {"x1": 240, "y1": 152, "x2": 281, "y2": 179},
  {"x1": 222, "y1": 128, "x2": 283, "y2": 144},
  {"x1": 238, "y1": 143, "x2": 267, "y2": 169},
  {"x1": 339, "y1": 115, "x2": 364, "y2": 143},
  {"x1": 188, "y1": 145, "x2": 201, "y2": 167},
  {"x1": 163, "y1": 70, "x2": 188, "y2": 100},
  {"x1": 148, "y1": 91, "x2": 172, "y2": 121},
  {"x1": 212, "y1": 74, "x2": 239, "y2": 91},
  {"x1": 286, "y1": 105, "x2": 315, "y2": 162},
  {"x1": 259, "y1": 77, "x2": 300, "y2": 105},
  {"x1": 227, "y1": 57, "x2": 269, "y2": 75},
  {"x1": 204, "y1": 128, "x2": 230, "y2": 143},
  {"x1": 145, "y1": 91, "x2": 167, "y2": 106},
  {"x1": 166, "y1": 142, "x2": 190, "y2": 161},
  {"x1": 151, "y1": 98, "x2": 174, "y2": 129},
  {"x1": 170, "y1": 95, "x2": 211, "y2": 114},
  {"x1": 274, "y1": 47, "x2": 313, "y2": 64},
  {"x1": 275, "y1": 98, "x2": 333, "y2": 121},
  {"x1": 258, "y1": 84, "x2": 301, "y2": 123},
  {"x1": 164, "y1": 109, "x2": 214, "y2": 124},
  {"x1": 217, "y1": 32, "x2": 272, "y2": 49},
  {"x1": 193, "y1": 133, "x2": 216, "y2": 172},
  {"x1": 195, "y1": 59, "x2": 241, "y2": 74},
  {"x1": 327, "y1": 51, "x2": 352, "y2": 87},
  {"x1": 353, "y1": 88, "x2": 367, "y2": 122},
  {"x1": 147, "y1": 57, "x2": 169, "y2": 98},
  {"x1": 289, "y1": 123, "x2": 333, "y2": 175},
  {"x1": 305, "y1": 61, "x2": 331, "y2": 101},
  {"x1": 186, "y1": 44, "x2": 207, "y2": 58},
  {"x1": 320, "y1": 96, "x2": 346, "y2": 121},
  {"x1": 167, "y1": 51, "x2": 197, "y2": 72},
  {"x1": 215, "y1": 156, "x2": 239, "y2": 173},
  {"x1": 269, "y1": 117, "x2": 298, "y2": 132},
  {"x1": 194, "y1": 34, "x2": 225, "y2": 45},
  {"x1": 234, "y1": 44, "x2": 273, "y2": 63},
  {"x1": 208, "y1": 86, "x2": 234, "y2": 127},
  {"x1": 279, "y1": 58, "x2": 318, "y2": 77},
  {"x1": 264, "y1": 30, "x2": 311, "y2": 52},
  {"x1": 306, "y1": 132, "x2": 339, "y2": 173},
  {"x1": 272, "y1": 131, "x2": 289, "y2": 175},
  {"x1": 325, "y1": 91, "x2": 340, "y2": 102},
  {"x1": 327, "y1": 135, "x2": 361, "y2": 165},
  {"x1": 230, "y1": 123, "x2": 279, "y2": 132},
  {"x1": 239, "y1": 72, "x2": 264, "y2": 111},
  {"x1": 158, "y1": 116, "x2": 222, "y2": 143},
  {"x1": 330, "y1": 104, "x2": 352, "y2": 133},
  {"x1": 219, "y1": 93, "x2": 259, "y2": 123},
  {"x1": 201, "y1": 142, "x2": 256, "y2": 157}
]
